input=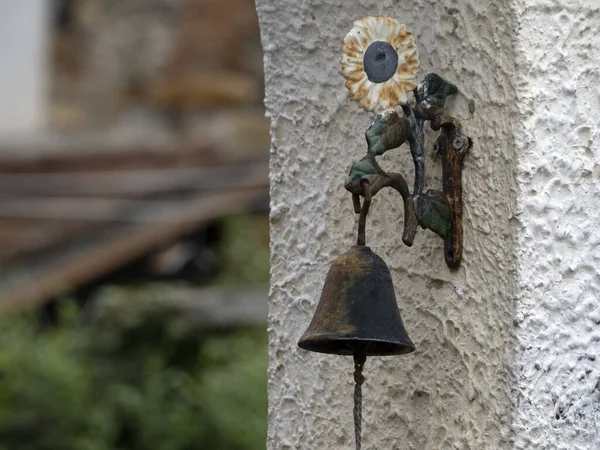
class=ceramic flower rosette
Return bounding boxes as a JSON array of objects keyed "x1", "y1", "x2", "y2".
[{"x1": 341, "y1": 16, "x2": 472, "y2": 268}]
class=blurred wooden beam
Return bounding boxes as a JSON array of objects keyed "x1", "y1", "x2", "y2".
[
  {"x1": 0, "y1": 145, "x2": 221, "y2": 171},
  {"x1": 0, "y1": 161, "x2": 267, "y2": 197},
  {"x1": 0, "y1": 180, "x2": 267, "y2": 314},
  {"x1": 169, "y1": 286, "x2": 267, "y2": 326},
  {"x1": 152, "y1": 72, "x2": 258, "y2": 108}
]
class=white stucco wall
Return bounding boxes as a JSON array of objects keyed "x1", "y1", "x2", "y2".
[
  {"x1": 512, "y1": 2, "x2": 600, "y2": 449},
  {"x1": 258, "y1": 0, "x2": 599, "y2": 448}
]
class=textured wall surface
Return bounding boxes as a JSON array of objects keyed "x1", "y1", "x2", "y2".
[
  {"x1": 258, "y1": 0, "x2": 520, "y2": 448},
  {"x1": 512, "y1": 1, "x2": 600, "y2": 449}
]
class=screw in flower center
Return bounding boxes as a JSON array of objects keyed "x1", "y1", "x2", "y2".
[
  {"x1": 341, "y1": 17, "x2": 419, "y2": 112},
  {"x1": 363, "y1": 41, "x2": 398, "y2": 83}
]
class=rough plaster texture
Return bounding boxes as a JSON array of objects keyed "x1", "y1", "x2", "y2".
[
  {"x1": 512, "y1": 1, "x2": 600, "y2": 449},
  {"x1": 259, "y1": 0, "x2": 600, "y2": 448},
  {"x1": 259, "y1": 1, "x2": 519, "y2": 448}
]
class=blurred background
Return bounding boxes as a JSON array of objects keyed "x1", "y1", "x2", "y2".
[{"x1": 0, "y1": 1, "x2": 269, "y2": 449}]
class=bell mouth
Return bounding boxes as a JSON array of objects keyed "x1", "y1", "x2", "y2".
[{"x1": 298, "y1": 334, "x2": 415, "y2": 356}]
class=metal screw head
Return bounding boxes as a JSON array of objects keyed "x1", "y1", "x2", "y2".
[
  {"x1": 363, "y1": 41, "x2": 399, "y2": 84},
  {"x1": 453, "y1": 136, "x2": 465, "y2": 149}
]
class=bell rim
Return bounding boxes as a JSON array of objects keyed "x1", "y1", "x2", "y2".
[{"x1": 298, "y1": 334, "x2": 415, "y2": 356}]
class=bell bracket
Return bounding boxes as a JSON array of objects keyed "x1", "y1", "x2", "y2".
[
  {"x1": 299, "y1": 19, "x2": 475, "y2": 450},
  {"x1": 344, "y1": 73, "x2": 472, "y2": 269}
]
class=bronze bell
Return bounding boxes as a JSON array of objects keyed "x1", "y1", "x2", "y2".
[{"x1": 298, "y1": 245, "x2": 415, "y2": 356}]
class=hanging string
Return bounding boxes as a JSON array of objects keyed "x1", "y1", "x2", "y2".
[{"x1": 353, "y1": 350, "x2": 366, "y2": 450}]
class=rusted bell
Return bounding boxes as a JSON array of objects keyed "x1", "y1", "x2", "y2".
[{"x1": 298, "y1": 245, "x2": 415, "y2": 356}]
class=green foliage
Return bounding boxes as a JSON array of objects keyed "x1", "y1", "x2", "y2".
[
  {"x1": 215, "y1": 215, "x2": 270, "y2": 286},
  {"x1": 0, "y1": 295, "x2": 267, "y2": 450}
]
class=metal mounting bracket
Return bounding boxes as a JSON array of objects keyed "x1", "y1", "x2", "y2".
[{"x1": 343, "y1": 74, "x2": 472, "y2": 269}]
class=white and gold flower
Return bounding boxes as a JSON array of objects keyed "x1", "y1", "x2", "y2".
[{"x1": 341, "y1": 16, "x2": 419, "y2": 114}]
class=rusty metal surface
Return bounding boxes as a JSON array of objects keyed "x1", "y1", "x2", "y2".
[
  {"x1": 297, "y1": 17, "x2": 475, "y2": 450},
  {"x1": 344, "y1": 73, "x2": 472, "y2": 268},
  {"x1": 432, "y1": 116, "x2": 472, "y2": 268},
  {"x1": 298, "y1": 245, "x2": 415, "y2": 356}
]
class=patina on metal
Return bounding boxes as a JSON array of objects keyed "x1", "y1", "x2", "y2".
[
  {"x1": 297, "y1": 244, "x2": 415, "y2": 356},
  {"x1": 299, "y1": 179, "x2": 413, "y2": 357},
  {"x1": 299, "y1": 180, "x2": 414, "y2": 450},
  {"x1": 345, "y1": 73, "x2": 472, "y2": 268},
  {"x1": 432, "y1": 115, "x2": 472, "y2": 268},
  {"x1": 298, "y1": 17, "x2": 473, "y2": 450}
]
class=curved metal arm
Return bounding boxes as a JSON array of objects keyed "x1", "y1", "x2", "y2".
[
  {"x1": 402, "y1": 104, "x2": 425, "y2": 195},
  {"x1": 368, "y1": 172, "x2": 417, "y2": 247},
  {"x1": 344, "y1": 73, "x2": 470, "y2": 268}
]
